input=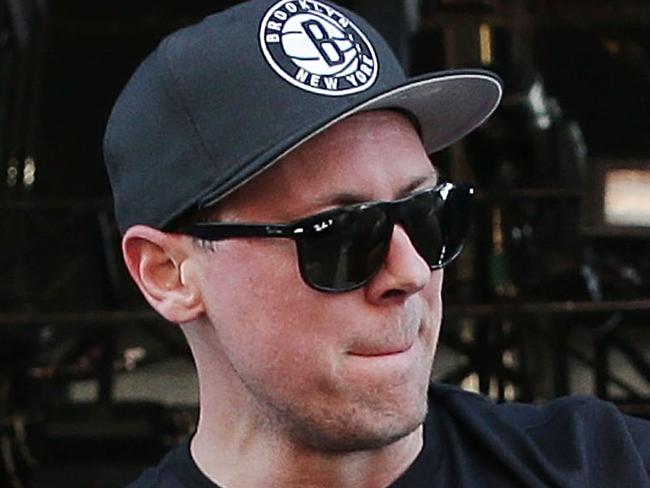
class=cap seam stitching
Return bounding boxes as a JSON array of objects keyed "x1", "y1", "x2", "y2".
[
  {"x1": 158, "y1": 36, "x2": 221, "y2": 187},
  {"x1": 159, "y1": 34, "x2": 274, "y2": 208}
]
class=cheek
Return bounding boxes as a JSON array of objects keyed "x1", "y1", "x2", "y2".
[
  {"x1": 200, "y1": 239, "x2": 300, "y2": 323},
  {"x1": 200, "y1": 239, "x2": 302, "y2": 299},
  {"x1": 423, "y1": 269, "x2": 443, "y2": 309},
  {"x1": 420, "y1": 270, "x2": 443, "y2": 347},
  {"x1": 197, "y1": 240, "x2": 336, "y2": 371}
]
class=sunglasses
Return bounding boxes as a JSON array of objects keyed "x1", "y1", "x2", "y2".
[{"x1": 182, "y1": 182, "x2": 475, "y2": 293}]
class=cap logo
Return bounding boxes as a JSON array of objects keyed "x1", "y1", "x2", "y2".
[{"x1": 259, "y1": 0, "x2": 379, "y2": 96}]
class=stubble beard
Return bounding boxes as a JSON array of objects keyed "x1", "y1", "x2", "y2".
[
  {"x1": 281, "y1": 395, "x2": 429, "y2": 454},
  {"x1": 229, "y1": 310, "x2": 439, "y2": 455},
  {"x1": 238, "y1": 362, "x2": 432, "y2": 455}
]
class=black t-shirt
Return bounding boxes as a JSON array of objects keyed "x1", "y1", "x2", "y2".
[{"x1": 128, "y1": 383, "x2": 650, "y2": 487}]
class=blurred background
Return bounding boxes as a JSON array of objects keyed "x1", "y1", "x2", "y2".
[{"x1": 2, "y1": 0, "x2": 650, "y2": 486}]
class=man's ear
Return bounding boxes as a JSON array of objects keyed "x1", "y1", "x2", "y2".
[{"x1": 122, "y1": 225, "x2": 204, "y2": 323}]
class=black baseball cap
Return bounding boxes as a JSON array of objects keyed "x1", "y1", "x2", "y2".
[{"x1": 104, "y1": 0, "x2": 502, "y2": 234}]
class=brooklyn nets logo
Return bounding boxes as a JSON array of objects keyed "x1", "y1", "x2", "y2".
[{"x1": 259, "y1": 0, "x2": 379, "y2": 96}]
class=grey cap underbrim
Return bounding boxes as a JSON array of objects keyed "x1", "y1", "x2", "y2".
[{"x1": 202, "y1": 71, "x2": 502, "y2": 209}]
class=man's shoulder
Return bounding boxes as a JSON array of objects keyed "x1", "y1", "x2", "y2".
[
  {"x1": 430, "y1": 381, "x2": 650, "y2": 434},
  {"x1": 126, "y1": 441, "x2": 209, "y2": 488},
  {"x1": 428, "y1": 382, "x2": 650, "y2": 483},
  {"x1": 126, "y1": 446, "x2": 179, "y2": 488},
  {"x1": 127, "y1": 467, "x2": 159, "y2": 488}
]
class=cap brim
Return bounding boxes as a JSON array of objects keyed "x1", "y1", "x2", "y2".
[
  {"x1": 202, "y1": 69, "x2": 502, "y2": 209},
  {"x1": 361, "y1": 70, "x2": 503, "y2": 153}
]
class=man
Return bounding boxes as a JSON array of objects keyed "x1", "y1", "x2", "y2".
[{"x1": 104, "y1": 0, "x2": 650, "y2": 486}]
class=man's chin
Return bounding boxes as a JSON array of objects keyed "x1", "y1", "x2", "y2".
[
  {"x1": 289, "y1": 402, "x2": 428, "y2": 454},
  {"x1": 318, "y1": 421, "x2": 424, "y2": 454}
]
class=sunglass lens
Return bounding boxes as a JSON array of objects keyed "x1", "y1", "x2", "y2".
[
  {"x1": 439, "y1": 185, "x2": 473, "y2": 266},
  {"x1": 297, "y1": 206, "x2": 391, "y2": 291},
  {"x1": 403, "y1": 185, "x2": 473, "y2": 268},
  {"x1": 401, "y1": 190, "x2": 445, "y2": 266}
]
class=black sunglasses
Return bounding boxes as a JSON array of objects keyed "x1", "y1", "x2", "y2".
[{"x1": 182, "y1": 182, "x2": 475, "y2": 293}]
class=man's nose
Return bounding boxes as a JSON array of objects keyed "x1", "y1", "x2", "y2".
[{"x1": 364, "y1": 225, "x2": 432, "y2": 304}]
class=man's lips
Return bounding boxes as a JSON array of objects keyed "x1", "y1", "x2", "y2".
[
  {"x1": 347, "y1": 317, "x2": 422, "y2": 358},
  {"x1": 348, "y1": 343, "x2": 414, "y2": 357}
]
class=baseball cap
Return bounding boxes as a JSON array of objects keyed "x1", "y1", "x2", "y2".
[{"x1": 103, "y1": 0, "x2": 503, "y2": 234}]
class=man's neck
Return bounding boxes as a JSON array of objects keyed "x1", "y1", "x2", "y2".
[{"x1": 190, "y1": 422, "x2": 424, "y2": 488}]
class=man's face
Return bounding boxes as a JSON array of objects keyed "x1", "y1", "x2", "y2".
[{"x1": 190, "y1": 110, "x2": 443, "y2": 452}]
